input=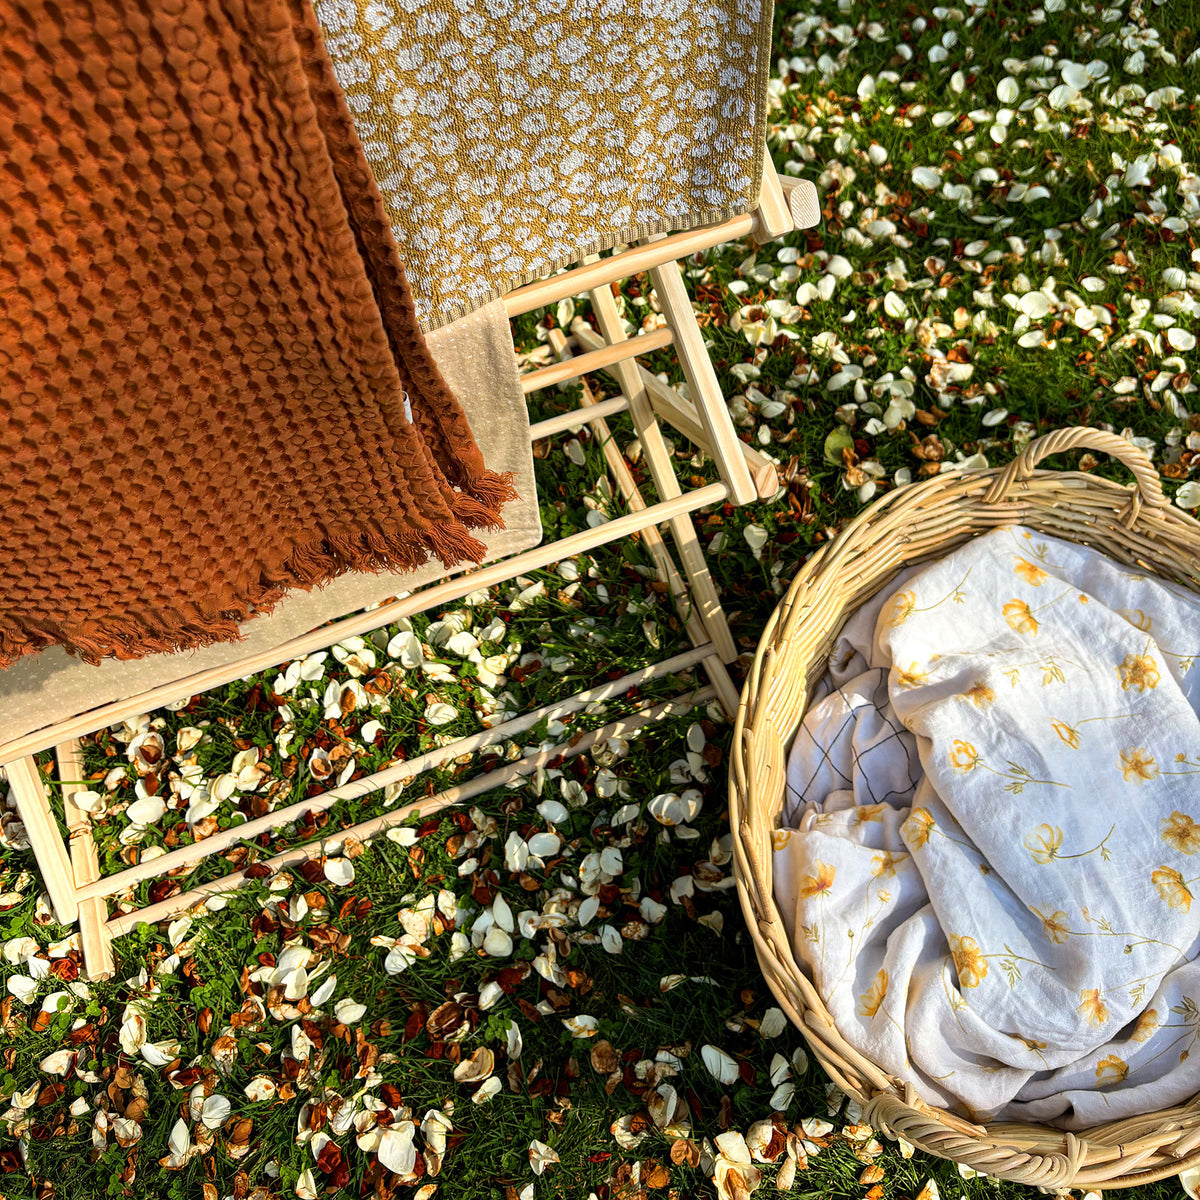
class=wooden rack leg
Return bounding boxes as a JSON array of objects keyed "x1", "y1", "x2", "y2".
[
  {"x1": 581, "y1": 281, "x2": 739, "y2": 665},
  {"x1": 55, "y1": 741, "x2": 115, "y2": 980},
  {"x1": 646, "y1": 253, "x2": 758, "y2": 506},
  {"x1": 546, "y1": 328, "x2": 741, "y2": 711},
  {"x1": 4, "y1": 756, "x2": 78, "y2": 926},
  {"x1": 568, "y1": 322, "x2": 778, "y2": 500}
]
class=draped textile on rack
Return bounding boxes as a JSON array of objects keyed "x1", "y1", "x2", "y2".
[
  {"x1": 0, "y1": 298, "x2": 540, "y2": 748},
  {"x1": 313, "y1": 0, "x2": 774, "y2": 328},
  {"x1": 774, "y1": 527, "x2": 1200, "y2": 1129},
  {"x1": 0, "y1": 0, "x2": 516, "y2": 667}
]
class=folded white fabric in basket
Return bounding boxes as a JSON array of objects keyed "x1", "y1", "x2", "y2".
[{"x1": 774, "y1": 526, "x2": 1200, "y2": 1129}]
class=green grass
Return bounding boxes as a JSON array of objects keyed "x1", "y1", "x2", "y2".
[{"x1": 1, "y1": 0, "x2": 1198, "y2": 1197}]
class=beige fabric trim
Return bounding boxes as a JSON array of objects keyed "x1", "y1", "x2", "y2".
[{"x1": 0, "y1": 301, "x2": 538, "y2": 746}]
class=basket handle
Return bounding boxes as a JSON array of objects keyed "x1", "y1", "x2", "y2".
[{"x1": 984, "y1": 427, "x2": 1166, "y2": 519}]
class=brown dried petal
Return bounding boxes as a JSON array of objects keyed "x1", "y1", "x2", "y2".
[
  {"x1": 590, "y1": 1040, "x2": 619, "y2": 1074},
  {"x1": 643, "y1": 1160, "x2": 669, "y2": 1189},
  {"x1": 426, "y1": 1002, "x2": 463, "y2": 1040},
  {"x1": 670, "y1": 1138, "x2": 700, "y2": 1168}
]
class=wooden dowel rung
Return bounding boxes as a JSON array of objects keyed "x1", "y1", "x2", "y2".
[
  {"x1": 527, "y1": 395, "x2": 630, "y2": 441},
  {"x1": 0, "y1": 482, "x2": 730, "y2": 769},
  {"x1": 104, "y1": 685, "x2": 717, "y2": 936},
  {"x1": 778, "y1": 175, "x2": 821, "y2": 231},
  {"x1": 570, "y1": 323, "x2": 779, "y2": 501},
  {"x1": 520, "y1": 327, "x2": 673, "y2": 394},
  {"x1": 545, "y1": 324, "x2": 716, "y2": 661},
  {"x1": 576, "y1": 283, "x2": 741, "y2": 667},
  {"x1": 75, "y1": 644, "x2": 715, "y2": 901},
  {"x1": 503, "y1": 213, "x2": 758, "y2": 317}
]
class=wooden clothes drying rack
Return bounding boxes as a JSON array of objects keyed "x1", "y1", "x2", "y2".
[{"x1": 3, "y1": 163, "x2": 819, "y2": 980}]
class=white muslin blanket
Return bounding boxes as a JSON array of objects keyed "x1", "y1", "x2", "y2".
[{"x1": 774, "y1": 526, "x2": 1200, "y2": 1128}]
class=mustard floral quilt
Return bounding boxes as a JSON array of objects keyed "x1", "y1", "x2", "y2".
[
  {"x1": 312, "y1": 0, "x2": 773, "y2": 329},
  {"x1": 774, "y1": 526, "x2": 1200, "y2": 1128}
]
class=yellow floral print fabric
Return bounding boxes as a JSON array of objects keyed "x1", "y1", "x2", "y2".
[
  {"x1": 313, "y1": 0, "x2": 774, "y2": 329},
  {"x1": 772, "y1": 527, "x2": 1200, "y2": 1129}
]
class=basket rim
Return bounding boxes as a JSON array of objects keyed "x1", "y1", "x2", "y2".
[{"x1": 729, "y1": 428, "x2": 1200, "y2": 1189}]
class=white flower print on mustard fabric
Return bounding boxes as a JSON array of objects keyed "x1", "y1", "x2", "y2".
[{"x1": 314, "y1": 0, "x2": 772, "y2": 328}]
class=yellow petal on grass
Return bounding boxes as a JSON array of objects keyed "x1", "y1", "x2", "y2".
[
  {"x1": 1181, "y1": 1166, "x2": 1200, "y2": 1200},
  {"x1": 915, "y1": 1180, "x2": 941, "y2": 1200},
  {"x1": 1003, "y1": 599, "x2": 1039, "y2": 635},
  {"x1": 856, "y1": 969, "x2": 889, "y2": 1018}
]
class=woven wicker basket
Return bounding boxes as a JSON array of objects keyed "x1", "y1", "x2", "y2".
[{"x1": 730, "y1": 428, "x2": 1200, "y2": 1190}]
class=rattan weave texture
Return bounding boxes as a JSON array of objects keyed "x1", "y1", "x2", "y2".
[{"x1": 731, "y1": 429, "x2": 1200, "y2": 1190}]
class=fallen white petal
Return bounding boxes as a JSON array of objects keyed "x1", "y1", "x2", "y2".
[
  {"x1": 701, "y1": 1043, "x2": 740, "y2": 1086},
  {"x1": 562, "y1": 1014, "x2": 599, "y2": 1037},
  {"x1": 6, "y1": 976, "x2": 37, "y2": 1004},
  {"x1": 529, "y1": 1139, "x2": 560, "y2": 1176},
  {"x1": 244, "y1": 1077, "x2": 277, "y2": 1102},
  {"x1": 377, "y1": 1123, "x2": 417, "y2": 1176},
  {"x1": 759, "y1": 1007, "x2": 788, "y2": 1038},
  {"x1": 324, "y1": 858, "x2": 355, "y2": 887},
  {"x1": 200, "y1": 1094, "x2": 231, "y2": 1130},
  {"x1": 334, "y1": 997, "x2": 367, "y2": 1024},
  {"x1": 426, "y1": 703, "x2": 459, "y2": 727}
]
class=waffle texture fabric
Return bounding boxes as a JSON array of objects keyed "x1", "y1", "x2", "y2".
[
  {"x1": 0, "y1": 0, "x2": 516, "y2": 668},
  {"x1": 0, "y1": 299, "x2": 539, "y2": 753},
  {"x1": 313, "y1": 0, "x2": 775, "y2": 329}
]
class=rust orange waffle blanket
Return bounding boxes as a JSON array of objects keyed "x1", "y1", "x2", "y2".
[{"x1": 0, "y1": 0, "x2": 516, "y2": 667}]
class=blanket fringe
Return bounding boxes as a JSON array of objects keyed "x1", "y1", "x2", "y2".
[
  {"x1": 452, "y1": 491, "x2": 506, "y2": 533},
  {"x1": 0, "y1": 518, "x2": 491, "y2": 670},
  {"x1": 465, "y1": 469, "x2": 519, "y2": 515}
]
